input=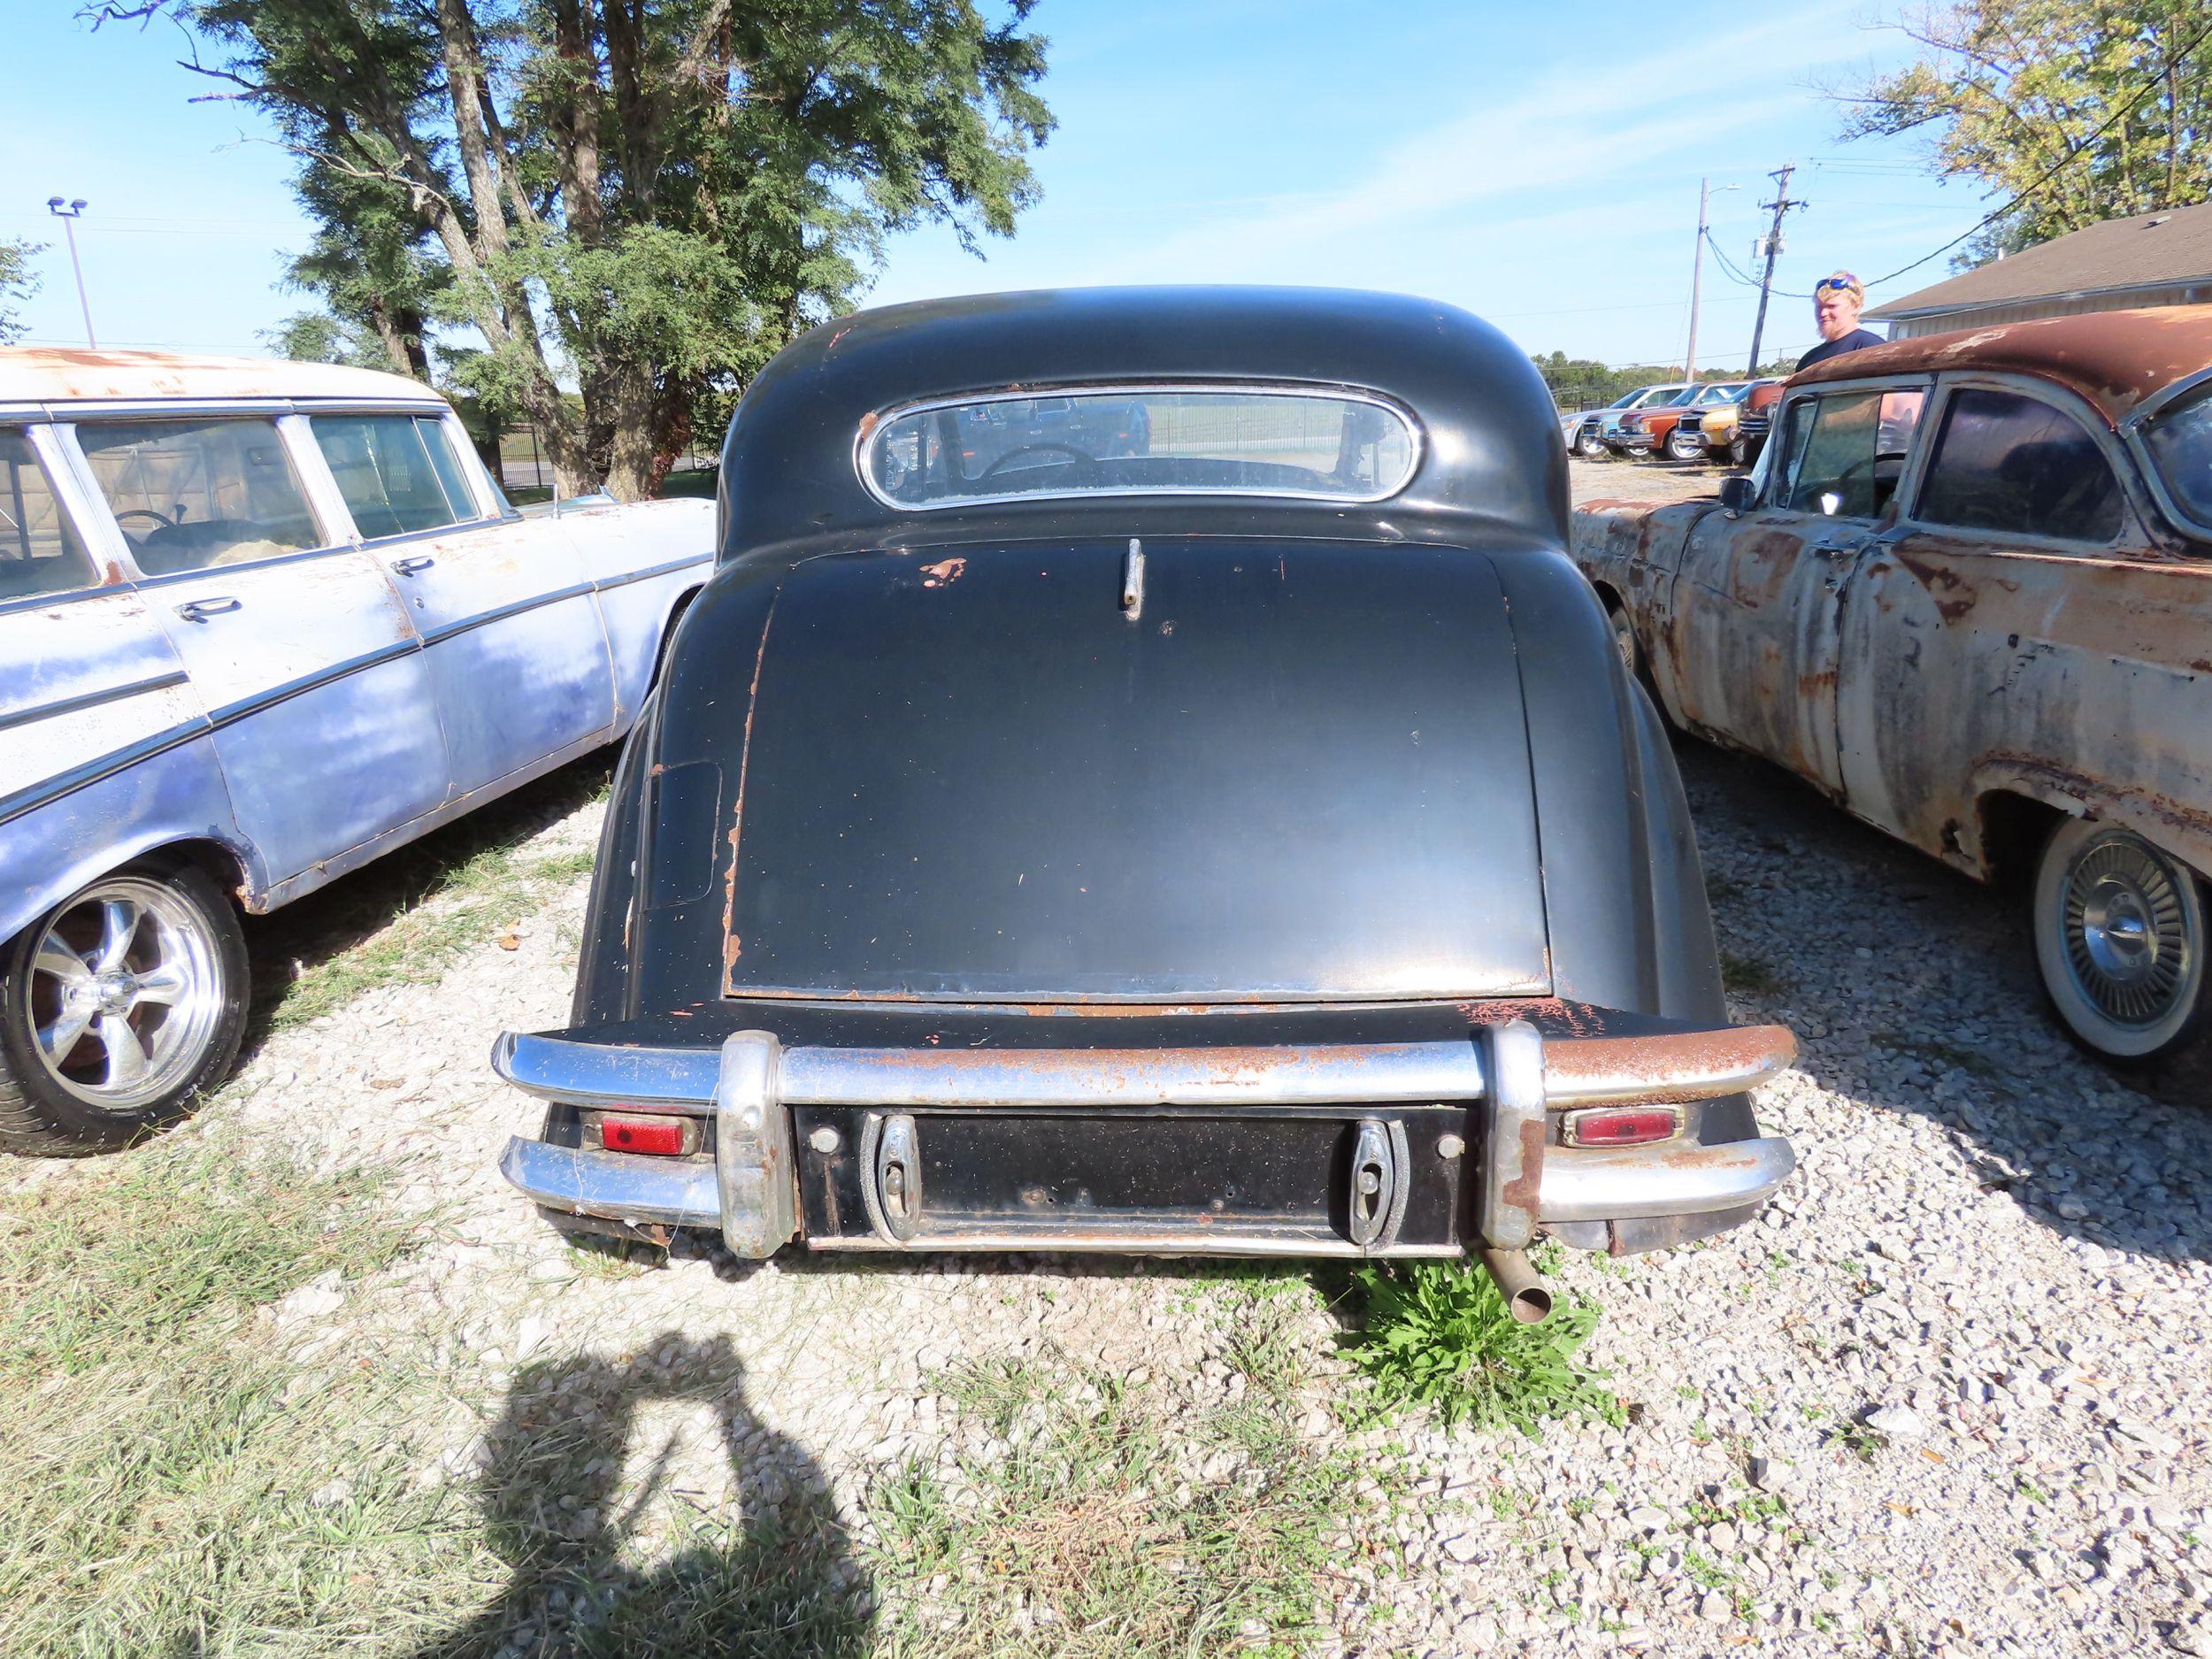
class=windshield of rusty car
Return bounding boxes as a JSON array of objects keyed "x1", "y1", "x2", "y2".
[
  {"x1": 2143, "y1": 385, "x2": 2212, "y2": 533},
  {"x1": 861, "y1": 387, "x2": 1418, "y2": 508}
]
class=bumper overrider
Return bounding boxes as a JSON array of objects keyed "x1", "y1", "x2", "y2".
[{"x1": 492, "y1": 1018, "x2": 1795, "y2": 1320}]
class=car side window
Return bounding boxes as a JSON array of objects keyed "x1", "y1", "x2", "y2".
[
  {"x1": 311, "y1": 414, "x2": 482, "y2": 540},
  {"x1": 0, "y1": 429, "x2": 97, "y2": 601},
  {"x1": 1914, "y1": 387, "x2": 2124, "y2": 543},
  {"x1": 77, "y1": 419, "x2": 324, "y2": 575},
  {"x1": 1774, "y1": 388, "x2": 1926, "y2": 519}
]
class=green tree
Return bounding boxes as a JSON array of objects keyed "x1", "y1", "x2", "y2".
[
  {"x1": 1832, "y1": 1, "x2": 2212, "y2": 266},
  {"x1": 92, "y1": 1, "x2": 1051, "y2": 499},
  {"x1": 0, "y1": 239, "x2": 44, "y2": 345},
  {"x1": 278, "y1": 146, "x2": 451, "y2": 379}
]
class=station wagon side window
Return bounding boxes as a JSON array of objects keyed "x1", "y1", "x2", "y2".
[
  {"x1": 1772, "y1": 388, "x2": 1926, "y2": 519},
  {"x1": 77, "y1": 419, "x2": 323, "y2": 575},
  {"x1": 0, "y1": 429, "x2": 96, "y2": 602},
  {"x1": 310, "y1": 414, "x2": 482, "y2": 539},
  {"x1": 1915, "y1": 387, "x2": 2124, "y2": 543}
]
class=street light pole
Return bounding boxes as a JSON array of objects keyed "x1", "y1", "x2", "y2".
[
  {"x1": 1683, "y1": 179, "x2": 1739, "y2": 380},
  {"x1": 45, "y1": 197, "x2": 95, "y2": 348}
]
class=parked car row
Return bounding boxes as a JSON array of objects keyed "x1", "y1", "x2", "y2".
[
  {"x1": 1573, "y1": 306, "x2": 2212, "y2": 1102},
  {"x1": 0, "y1": 349, "x2": 712, "y2": 1152},
  {"x1": 1562, "y1": 378, "x2": 1784, "y2": 465}
]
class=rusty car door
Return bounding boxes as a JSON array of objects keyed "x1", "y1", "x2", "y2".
[
  {"x1": 1661, "y1": 383, "x2": 1926, "y2": 795},
  {"x1": 1835, "y1": 379, "x2": 2212, "y2": 875}
]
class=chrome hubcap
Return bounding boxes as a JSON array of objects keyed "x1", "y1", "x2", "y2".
[
  {"x1": 27, "y1": 878, "x2": 223, "y2": 1111},
  {"x1": 2062, "y1": 837, "x2": 2193, "y2": 1027}
]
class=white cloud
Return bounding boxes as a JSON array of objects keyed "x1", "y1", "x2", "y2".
[{"x1": 1090, "y1": 3, "x2": 1877, "y2": 284}]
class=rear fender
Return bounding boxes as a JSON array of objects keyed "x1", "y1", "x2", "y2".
[{"x1": 0, "y1": 733, "x2": 260, "y2": 943}]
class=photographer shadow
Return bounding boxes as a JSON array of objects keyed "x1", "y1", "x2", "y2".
[{"x1": 413, "y1": 1333, "x2": 872, "y2": 1659}]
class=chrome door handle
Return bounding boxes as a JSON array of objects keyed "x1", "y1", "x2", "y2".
[
  {"x1": 174, "y1": 596, "x2": 241, "y2": 622},
  {"x1": 391, "y1": 556, "x2": 435, "y2": 575}
]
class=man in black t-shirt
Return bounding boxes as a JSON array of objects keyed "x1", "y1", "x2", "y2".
[{"x1": 1795, "y1": 271, "x2": 1885, "y2": 370}]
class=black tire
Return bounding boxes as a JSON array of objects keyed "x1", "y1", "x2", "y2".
[
  {"x1": 2031, "y1": 819, "x2": 2212, "y2": 1103},
  {"x1": 0, "y1": 857, "x2": 249, "y2": 1155},
  {"x1": 1729, "y1": 434, "x2": 1751, "y2": 469},
  {"x1": 1574, "y1": 426, "x2": 1609, "y2": 461}
]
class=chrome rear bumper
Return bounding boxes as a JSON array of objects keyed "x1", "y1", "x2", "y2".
[{"x1": 493, "y1": 1019, "x2": 1796, "y2": 1257}]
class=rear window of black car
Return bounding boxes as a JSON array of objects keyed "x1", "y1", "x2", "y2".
[{"x1": 861, "y1": 386, "x2": 1418, "y2": 508}]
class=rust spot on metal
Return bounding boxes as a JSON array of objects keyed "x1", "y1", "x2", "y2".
[
  {"x1": 720, "y1": 596, "x2": 780, "y2": 978},
  {"x1": 1545, "y1": 1025, "x2": 1796, "y2": 1105},
  {"x1": 919, "y1": 557, "x2": 966, "y2": 588},
  {"x1": 855, "y1": 410, "x2": 879, "y2": 440},
  {"x1": 102, "y1": 560, "x2": 124, "y2": 586},
  {"x1": 1497, "y1": 1113, "x2": 1545, "y2": 1223},
  {"x1": 0, "y1": 344, "x2": 432, "y2": 404},
  {"x1": 1455, "y1": 997, "x2": 1612, "y2": 1038}
]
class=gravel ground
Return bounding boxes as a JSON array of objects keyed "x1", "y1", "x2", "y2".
[{"x1": 6, "y1": 453, "x2": 2208, "y2": 1655}]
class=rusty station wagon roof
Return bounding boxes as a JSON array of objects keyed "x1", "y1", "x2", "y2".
[
  {"x1": 1791, "y1": 304, "x2": 2212, "y2": 427},
  {"x1": 0, "y1": 346, "x2": 440, "y2": 406}
]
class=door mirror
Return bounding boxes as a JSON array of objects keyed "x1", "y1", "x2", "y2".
[{"x1": 1717, "y1": 474, "x2": 1755, "y2": 515}]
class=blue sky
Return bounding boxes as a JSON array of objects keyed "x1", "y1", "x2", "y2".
[{"x1": 4, "y1": 1, "x2": 1980, "y2": 370}]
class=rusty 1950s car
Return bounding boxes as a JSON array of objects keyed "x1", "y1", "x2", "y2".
[
  {"x1": 0, "y1": 349, "x2": 710, "y2": 1152},
  {"x1": 1575, "y1": 308, "x2": 2212, "y2": 1098},
  {"x1": 492, "y1": 288, "x2": 1797, "y2": 1319}
]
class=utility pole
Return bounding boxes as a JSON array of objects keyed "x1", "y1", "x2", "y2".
[
  {"x1": 45, "y1": 197, "x2": 95, "y2": 348},
  {"x1": 1683, "y1": 178, "x2": 1739, "y2": 380},
  {"x1": 1746, "y1": 165, "x2": 1804, "y2": 375}
]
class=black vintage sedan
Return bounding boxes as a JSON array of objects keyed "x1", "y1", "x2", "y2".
[{"x1": 491, "y1": 288, "x2": 1795, "y2": 1319}]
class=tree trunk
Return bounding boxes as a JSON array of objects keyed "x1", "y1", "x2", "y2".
[{"x1": 601, "y1": 357, "x2": 661, "y2": 502}]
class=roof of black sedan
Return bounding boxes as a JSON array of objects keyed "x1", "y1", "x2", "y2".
[{"x1": 716, "y1": 286, "x2": 1570, "y2": 555}]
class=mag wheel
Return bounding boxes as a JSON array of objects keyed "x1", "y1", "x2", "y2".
[
  {"x1": 1574, "y1": 426, "x2": 1609, "y2": 460},
  {"x1": 2032, "y1": 821, "x2": 2211, "y2": 1094},
  {"x1": 0, "y1": 860, "x2": 248, "y2": 1154},
  {"x1": 1667, "y1": 429, "x2": 1706, "y2": 463},
  {"x1": 1608, "y1": 605, "x2": 1640, "y2": 680}
]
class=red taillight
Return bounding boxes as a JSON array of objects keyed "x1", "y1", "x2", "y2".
[
  {"x1": 1562, "y1": 1106, "x2": 1682, "y2": 1148},
  {"x1": 600, "y1": 1114, "x2": 685, "y2": 1156}
]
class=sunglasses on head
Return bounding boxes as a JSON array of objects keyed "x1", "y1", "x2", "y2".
[{"x1": 1816, "y1": 277, "x2": 1861, "y2": 296}]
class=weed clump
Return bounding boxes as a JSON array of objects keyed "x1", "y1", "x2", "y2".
[{"x1": 1344, "y1": 1258, "x2": 1624, "y2": 1436}]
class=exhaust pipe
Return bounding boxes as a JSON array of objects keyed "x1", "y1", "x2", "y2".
[{"x1": 1479, "y1": 1248, "x2": 1554, "y2": 1325}]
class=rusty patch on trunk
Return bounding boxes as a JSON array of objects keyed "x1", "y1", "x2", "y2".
[
  {"x1": 919, "y1": 557, "x2": 967, "y2": 588},
  {"x1": 720, "y1": 596, "x2": 781, "y2": 977}
]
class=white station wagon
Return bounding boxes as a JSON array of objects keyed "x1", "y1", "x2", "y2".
[{"x1": 0, "y1": 349, "x2": 711, "y2": 1152}]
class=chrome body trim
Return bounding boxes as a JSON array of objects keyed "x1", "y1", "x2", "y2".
[
  {"x1": 715, "y1": 1030, "x2": 797, "y2": 1258},
  {"x1": 492, "y1": 1021, "x2": 1798, "y2": 1249},
  {"x1": 854, "y1": 380, "x2": 1425, "y2": 512},
  {"x1": 416, "y1": 580, "x2": 598, "y2": 648},
  {"x1": 499, "y1": 1135, "x2": 722, "y2": 1227},
  {"x1": 1479, "y1": 1019, "x2": 1545, "y2": 1250},
  {"x1": 491, "y1": 1029, "x2": 1491, "y2": 1110},
  {"x1": 1538, "y1": 1135, "x2": 1796, "y2": 1222},
  {"x1": 595, "y1": 552, "x2": 713, "y2": 594},
  {"x1": 0, "y1": 670, "x2": 189, "y2": 736}
]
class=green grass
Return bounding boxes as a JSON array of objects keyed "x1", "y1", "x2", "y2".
[
  {"x1": 1719, "y1": 951, "x2": 1788, "y2": 997},
  {"x1": 1341, "y1": 1259, "x2": 1625, "y2": 1436},
  {"x1": 0, "y1": 1136, "x2": 491, "y2": 1657},
  {"x1": 265, "y1": 841, "x2": 595, "y2": 1031},
  {"x1": 870, "y1": 1333, "x2": 1391, "y2": 1659}
]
